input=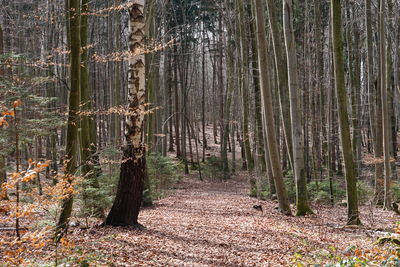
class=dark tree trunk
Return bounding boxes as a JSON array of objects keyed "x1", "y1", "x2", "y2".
[{"x1": 104, "y1": 147, "x2": 146, "y2": 226}]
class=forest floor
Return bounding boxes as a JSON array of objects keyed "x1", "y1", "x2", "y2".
[
  {"x1": 2, "y1": 128, "x2": 400, "y2": 266},
  {"x1": 1, "y1": 170, "x2": 400, "y2": 266},
  {"x1": 58, "y1": 173, "x2": 397, "y2": 266}
]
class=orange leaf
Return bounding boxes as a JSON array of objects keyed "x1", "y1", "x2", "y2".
[
  {"x1": 13, "y1": 100, "x2": 22, "y2": 108},
  {"x1": 355, "y1": 249, "x2": 363, "y2": 257},
  {"x1": 0, "y1": 117, "x2": 9, "y2": 127},
  {"x1": 2, "y1": 110, "x2": 14, "y2": 117}
]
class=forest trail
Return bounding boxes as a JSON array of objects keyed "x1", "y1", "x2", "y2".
[{"x1": 70, "y1": 173, "x2": 397, "y2": 266}]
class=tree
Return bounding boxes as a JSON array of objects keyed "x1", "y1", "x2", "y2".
[
  {"x1": 379, "y1": 0, "x2": 392, "y2": 210},
  {"x1": 79, "y1": 0, "x2": 103, "y2": 217},
  {"x1": 104, "y1": 0, "x2": 147, "y2": 227},
  {"x1": 237, "y1": 0, "x2": 253, "y2": 172},
  {"x1": 0, "y1": 24, "x2": 7, "y2": 200},
  {"x1": 254, "y1": 0, "x2": 291, "y2": 215},
  {"x1": 282, "y1": 0, "x2": 313, "y2": 216},
  {"x1": 56, "y1": 0, "x2": 81, "y2": 237},
  {"x1": 330, "y1": 0, "x2": 360, "y2": 225},
  {"x1": 265, "y1": 0, "x2": 294, "y2": 172},
  {"x1": 365, "y1": 0, "x2": 383, "y2": 205}
]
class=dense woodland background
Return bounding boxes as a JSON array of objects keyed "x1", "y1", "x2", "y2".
[{"x1": 1, "y1": 0, "x2": 400, "y2": 265}]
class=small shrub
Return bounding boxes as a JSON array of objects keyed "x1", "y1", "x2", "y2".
[
  {"x1": 76, "y1": 146, "x2": 121, "y2": 217},
  {"x1": 357, "y1": 180, "x2": 374, "y2": 205},
  {"x1": 201, "y1": 156, "x2": 231, "y2": 180},
  {"x1": 314, "y1": 190, "x2": 331, "y2": 203},
  {"x1": 249, "y1": 185, "x2": 258, "y2": 198},
  {"x1": 284, "y1": 171, "x2": 296, "y2": 203},
  {"x1": 147, "y1": 152, "x2": 183, "y2": 200},
  {"x1": 392, "y1": 181, "x2": 400, "y2": 203},
  {"x1": 307, "y1": 180, "x2": 346, "y2": 204},
  {"x1": 77, "y1": 170, "x2": 119, "y2": 217},
  {"x1": 259, "y1": 189, "x2": 270, "y2": 200},
  {"x1": 284, "y1": 170, "x2": 347, "y2": 204}
]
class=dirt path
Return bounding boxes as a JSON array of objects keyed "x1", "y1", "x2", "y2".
[{"x1": 68, "y1": 173, "x2": 398, "y2": 266}]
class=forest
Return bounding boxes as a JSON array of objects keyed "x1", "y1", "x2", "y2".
[{"x1": 1, "y1": 0, "x2": 400, "y2": 265}]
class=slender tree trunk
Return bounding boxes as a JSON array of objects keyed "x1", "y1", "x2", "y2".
[
  {"x1": 265, "y1": 0, "x2": 294, "y2": 171},
  {"x1": 238, "y1": 0, "x2": 253, "y2": 172},
  {"x1": 114, "y1": 0, "x2": 122, "y2": 145},
  {"x1": 331, "y1": 0, "x2": 360, "y2": 225},
  {"x1": 218, "y1": 12, "x2": 224, "y2": 150},
  {"x1": 365, "y1": 0, "x2": 375, "y2": 164},
  {"x1": 0, "y1": 155, "x2": 6, "y2": 200},
  {"x1": 314, "y1": 0, "x2": 324, "y2": 176},
  {"x1": 56, "y1": 0, "x2": 81, "y2": 237},
  {"x1": 0, "y1": 25, "x2": 7, "y2": 200},
  {"x1": 201, "y1": 24, "x2": 207, "y2": 162},
  {"x1": 283, "y1": 0, "x2": 313, "y2": 216},
  {"x1": 79, "y1": 0, "x2": 103, "y2": 218},
  {"x1": 166, "y1": 52, "x2": 174, "y2": 152},
  {"x1": 254, "y1": 0, "x2": 291, "y2": 215},
  {"x1": 350, "y1": 7, "x2": 362, "y2": 174},
  {"x1": 248, "y1": 3, "x2": 267, "y2": 192},
  {"x1": 173, "y1": 50, "x2": 181, "y2": 158},
  {"x1": 379, "y1": 0, "x2": 391, "y2": 210},
  {"x1": 221, "y1": 33, "x2": 234, "y2": 179}
]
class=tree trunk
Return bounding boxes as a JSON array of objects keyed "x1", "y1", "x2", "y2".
[
  {"x1": 104, "y1": 0, "x2": 147, "y2": 227},
  {"x1": 254, "y1": 0, "x2": 291, "y2": 215},
  {"x1": 0, "y1": 25, "x2": 7, "y2": 200},
  {"x1": 331, "y1": 0, "x2": 360, "y2": 225},
  {"x1": 201, "y1": 23, "x2": 207, "y2": 162},
  {"x1": 173, "y1": 50, "x2": 181, "y2": 158},
  {"x1": 238, "y1": 0, "x2": 253, "y2": 172},
  {"x1": 283, "y1": 0, "x2": 313, "y2": 216},
  {"x1": 365, "y1": 0, "x2": 375, "y2": 163},
  {"x1": 379, "y1": 0, "x2": 391, "y2": 210},
  {"x1": 0, "y1": 155, "x2": 6, "y2": 200},
  {"x1": 56, "y1": 0, "x2": 81, "y2": 237},
  {"x1": 114, "y1": 0, "x2": 122, "y2": 146},
  {"x1": 265, "y1": 0, "x2": 294, "y2": 172},
  {"x1": 79, "y1": 0, "x2": 103, "y2": 218}
]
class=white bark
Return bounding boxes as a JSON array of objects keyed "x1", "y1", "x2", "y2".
[{"x1": 127, "y1": 1, "x2": 146, "y2": 159}]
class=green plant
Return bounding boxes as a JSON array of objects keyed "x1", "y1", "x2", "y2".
[
  {"x1": 357, "y1": 181, "x2": 374, "y2": 205},
  {"x1": 283, "y1": 170, "x2": 348, "y2": 204},
  {"x1": 147, "y1": 152, "x2": 183, "y2": 200},
  {"x1": 200, "y1": 155, "x2": 234, "y2": 181},
  {"x1": 307, "y1": 180, "x2": 346, "y2": 204},
  {"x1": 77, "y1": 145, "x2": 121, "y2": 217},
  {"x1": 284, "y1": 171, "x2": 296, "y2": 202},
  {"x1": 391, "y1": 181, "x2": 400, "y2": 203}
]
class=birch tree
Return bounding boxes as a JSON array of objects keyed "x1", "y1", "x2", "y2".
[{"x1": 104, "y1": 0, "x2": 147, "y2": 227}]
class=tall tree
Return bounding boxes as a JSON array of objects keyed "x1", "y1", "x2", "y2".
[
  {"x1": 265, "y1": 0, "x2": 294, "y2": 171},
  {"x1": 283, "y1": 0, "x2": 313, "y2": 216},
  {"x1": 79, "y1": 0, "x2": 103, "y2": 217},
  {"x1": 104, "y1": 0, "x2": 147, "y2": 227},
  {"x1": 56, "y1": 0, "x2": 81, "y2": 237},
  {"x1": 331, "y1": 0, "x2": 360, "y2": 225},
  {"x1": 254, "y1": 0, "x2": 291, "y2": 215},
  {"x1": 365, "y1": 0, "x2": 383, "y2": 204},
  {"x1": 0, "y1": 24, "x2": 7, "y2": 200},
  {"x1": 379, "y1": 0, "x2": 392, "y2": 209},
  {"x1": 237, "y1": 0, "x2": 253, "y2": 172}
]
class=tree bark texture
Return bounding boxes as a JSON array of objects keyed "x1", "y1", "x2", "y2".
[{"x1": 104, "y1": 0, "x2": 147, "y2": 227}]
